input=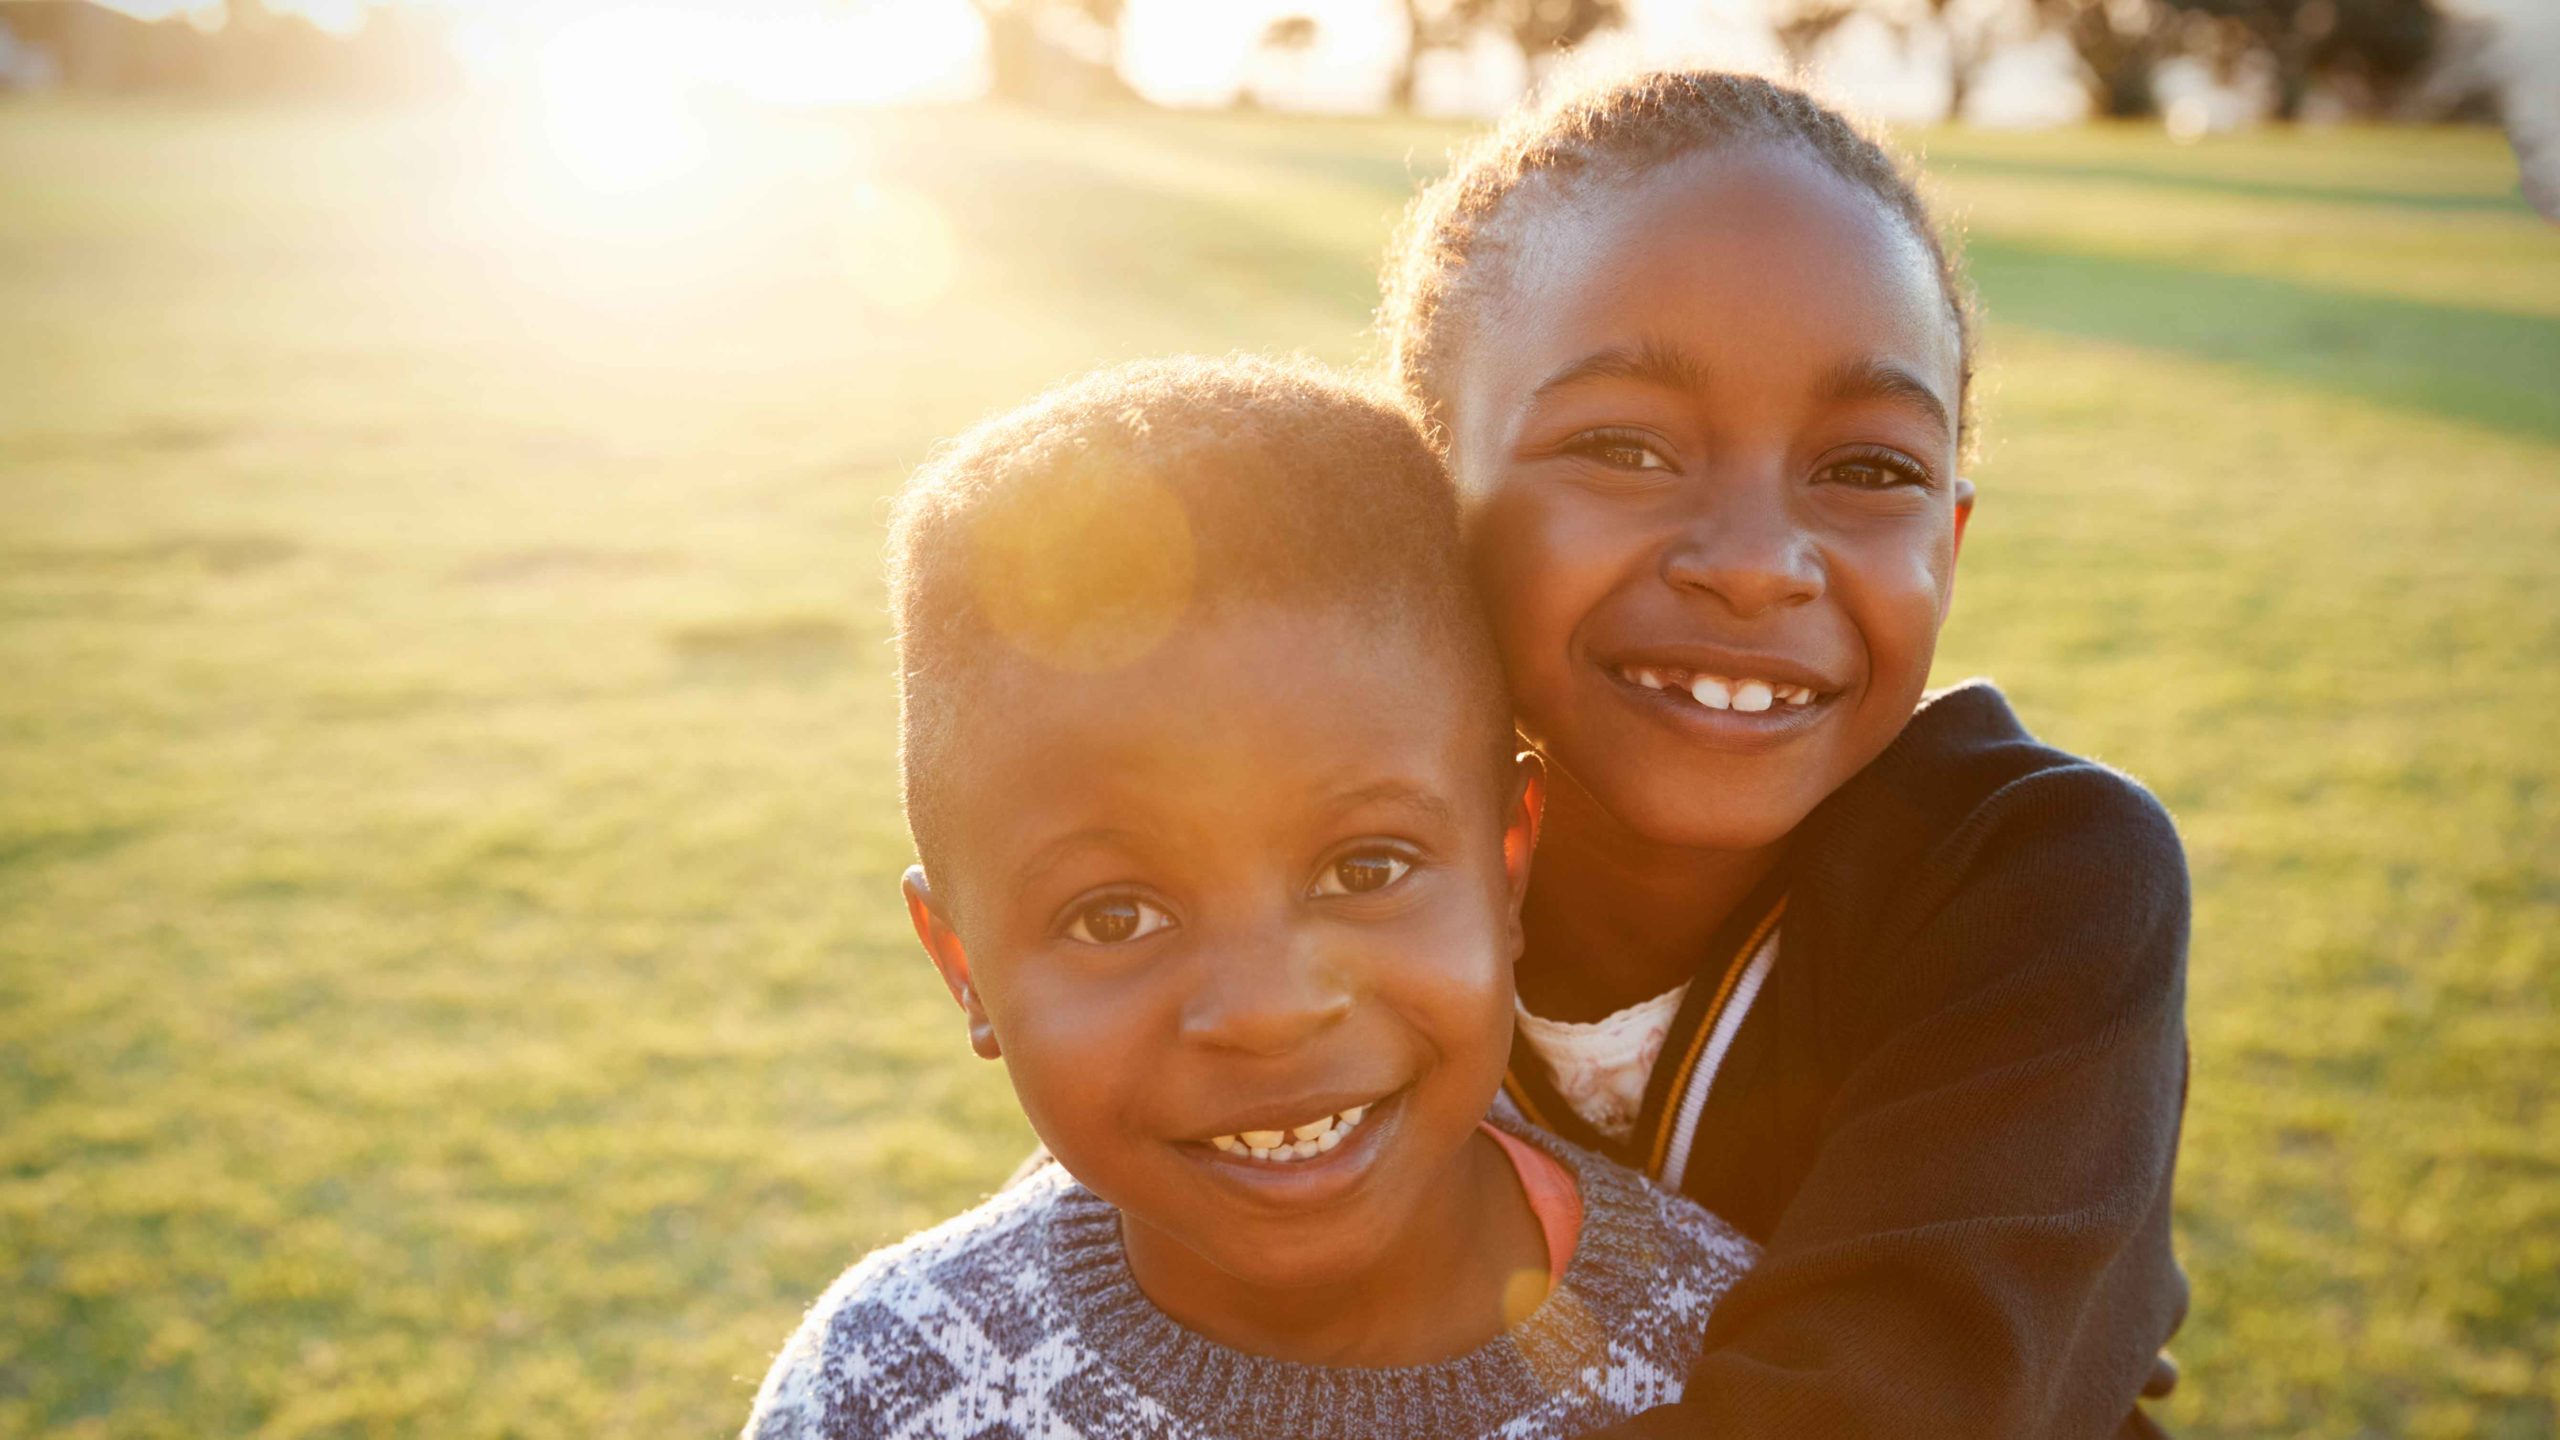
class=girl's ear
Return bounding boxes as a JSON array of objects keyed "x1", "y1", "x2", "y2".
[
  {"x1": 1953, "y1": 477, "x2": 1976, "y2": 561},
  {"x1": 1502, "y1": 750, "x2": 1547, "y2": 908},
  {"x1": 903, "y1": 865, "x2": 1000, "y2": 1059}
]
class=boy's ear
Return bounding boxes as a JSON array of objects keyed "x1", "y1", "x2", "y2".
[
  {"x1": 903, "y1": 865, "x2": 1000, "y2": 1060},
  {"x1": 1502, "y1": 751, "x2": 1546, "y2": 908},
  {"x1": 1952, "y1": 476, "x2": 1976, "y2": 561}
]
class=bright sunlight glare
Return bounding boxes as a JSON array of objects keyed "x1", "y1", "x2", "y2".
[
  {"x1": 516, "y1": 0, "x2": 987, "y2": 195},
  {"x1": 536, "y1": 7, "x2": 712, "y2": 194}
]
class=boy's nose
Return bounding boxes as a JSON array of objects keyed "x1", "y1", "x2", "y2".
[
  {"x1": 1658, "y1": 474, "x2": 1823, "y2": 617},
  {"x1": 1177, "y1": 931, "x2": 1354, "y2": 1057}
]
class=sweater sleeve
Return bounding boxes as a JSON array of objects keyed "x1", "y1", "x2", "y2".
[{"x1": 1590, "y1": 767, "x2": 2191, "y2": 1440}]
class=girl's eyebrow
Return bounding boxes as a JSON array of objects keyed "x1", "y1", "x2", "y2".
[
  {"x1": 1819, "y1": 357, "x2": 1952, "y2": 444},
  {"x1": 1530, "y1": 336, "x2": 1710, "y2": 400}
]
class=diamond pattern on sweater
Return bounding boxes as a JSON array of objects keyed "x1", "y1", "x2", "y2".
[{"x1": 742, "y1": 1126, "x2": 1756, "y2": 1440}]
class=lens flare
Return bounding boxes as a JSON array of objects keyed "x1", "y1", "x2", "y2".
[{"x1": 966, "y1": 461, "x2": 1197, "y2": 674}]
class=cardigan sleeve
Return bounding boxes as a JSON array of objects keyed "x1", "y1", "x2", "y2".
[{"x1": 1589, "y1": 766, "x2": 2191, "y2": 1440}]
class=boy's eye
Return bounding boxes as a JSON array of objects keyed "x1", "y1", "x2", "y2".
[
  {"x1": 1563, "y1": 429, "x2": 1674, "y2": 472},
  {"x1": 1309, "y1": 849, "x2": 1414, "y2": 898},
  {"x1": 1819, "y1": 449, "x2": 1931, "y2": 490},
  {"x1": 1062, "y1": 895, "x2": 1174, "y2": 945}
]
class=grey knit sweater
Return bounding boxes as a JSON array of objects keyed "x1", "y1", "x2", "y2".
[{"x1": 742, "y1": 1122, "x2": 1757, "y2": 1440}]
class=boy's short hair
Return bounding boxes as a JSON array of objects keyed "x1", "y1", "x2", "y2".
[{"x1": 889, "y1": 355, "x2": 1512, "y2": 878}]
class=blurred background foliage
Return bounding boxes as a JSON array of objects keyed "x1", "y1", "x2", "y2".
[
  {"x1": 0, "y1": 0, "x2": 2540, "y2": 125},
  {"x1": 1, "y1": 2, "x2": 2555, "y2": 1439}
]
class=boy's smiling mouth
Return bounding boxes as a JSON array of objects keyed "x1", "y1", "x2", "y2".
[
  {"x1": 1179, "y1": 1087, "x2": 1409, "y2": 1199},
  {"x1": 1204, "y1": 1100, "x2": 1375, "y2": 1163}
]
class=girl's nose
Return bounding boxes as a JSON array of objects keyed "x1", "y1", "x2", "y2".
[
  {"x1": 1659, "y1": 477, "x2": 1824, "y2": 617},
  {"x1": 1178, "y1": 932, "x2": 1354, "y2": 1057}
]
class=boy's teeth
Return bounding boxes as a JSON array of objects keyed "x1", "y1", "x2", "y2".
[
  {"x1": 1732, "y1": 680, "x2": 1774, "y2": 712},
  {"x1": 1207, "y1": 1102, "x2": 1373, "y2": 1164},
  {"x1": 1779, "y1": 685, "x2": 1813, "y2": 706},
  {"x1": 1688, "y1": 675, "x2": 1732, "y2": 709}
]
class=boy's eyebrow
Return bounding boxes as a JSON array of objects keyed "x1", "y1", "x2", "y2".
[
  {"x1": 1013, "y1": 826, "x2": 1149, "y2": 888},
  {"x1": 1819, "y1": 357, "x2": 1953, "y2": 443},
  {"x1": 1530, "y1": 337, "x2": 1710, "y2": 400},
  {"x1": 1322, "y1": 779, "x2": 1458, "y2": 828}
]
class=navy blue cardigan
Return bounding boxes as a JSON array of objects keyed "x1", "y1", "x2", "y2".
[{"x1": 1512, "y1": 682, "x2": 2191, "y2": 1440}]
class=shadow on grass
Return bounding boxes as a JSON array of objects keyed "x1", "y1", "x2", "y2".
[
  {"x1": 1972, "y1": 238, "x2": 2560, "y2": 444},
  {"x1": 1935, "y1": 154, "x2": 2532, "y2": 214}
]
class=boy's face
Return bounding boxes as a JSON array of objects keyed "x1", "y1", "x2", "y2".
[
  {"x1": 1447, "y1": 144, "x2": 1971, "y2": 853},
  {"x1": 908, "y1": 606, "x2": 1537, "y2": 1298}
]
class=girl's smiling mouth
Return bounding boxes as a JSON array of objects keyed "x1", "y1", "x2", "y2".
[
  {"x1": 1615, "y1": 663, "x2": 1823, "y2": 712},
  {"x1": 1598, "y1": 649, "x2": 1848, "y2": 745}
]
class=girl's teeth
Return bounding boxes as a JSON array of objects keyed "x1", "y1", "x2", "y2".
[
  {"x1": 1634, "y1": 665, "x2": 1821, "y2": 713},
  {"x1": 1291, "y1": 1115, "x2": 1335, "y2": 1142},
  {"x1": 1238, "y1": 1129, "x2": 1287, "y2": 1150}
]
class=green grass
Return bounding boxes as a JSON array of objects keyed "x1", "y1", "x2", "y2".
[{"x1": 2, "y1": 98, "x2": 2553, "y2": 1439}]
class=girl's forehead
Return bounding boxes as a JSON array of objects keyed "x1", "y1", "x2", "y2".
[
  {"x1": 1512, "y1": 144, "x2": 1942, "y2": 317},
  {"x1": 1471, "y1": 145, "x2": 1961, "y2": 410}
]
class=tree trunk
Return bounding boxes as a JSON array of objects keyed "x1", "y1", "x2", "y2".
[{"x1": 1392, "y1": 2, "x2": 1422, "y2": 112}]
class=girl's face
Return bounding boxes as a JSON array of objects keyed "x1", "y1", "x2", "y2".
[{"x1": 1447, "y1": 143, "x2": 1971, "y2": 854}]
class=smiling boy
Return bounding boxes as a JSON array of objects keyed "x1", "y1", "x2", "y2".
[{"x1": 741, "y1": 358, "x2": 1755, "y2": 1440}]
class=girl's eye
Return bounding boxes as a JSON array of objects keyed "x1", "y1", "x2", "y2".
[
  {"x1": 1820, "y1": 450, "x2": 1932, "y2": 490},
  {"x1": 1309, "y1": 849, "x2": 1414, "y2": 898},
  {"x1": 1062, "y1": 895, "x2": 1174, "y2": 945},
  {"x1": 1564, "y1": 429, "x2": 1674, "y2": 472}
]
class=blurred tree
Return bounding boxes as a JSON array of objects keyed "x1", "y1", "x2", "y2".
[
  {"x1": 1912, "y1": 0, "x2": 2032, "y2": 120},
  {"x1": 2166, "y1": 0, "x2": 2439, "y2": 117},
  {"x1": 0, "y1": 0, "x2": 456, "y2": 99},
  {"x1": 1261, "y1": 14, "x2": 1321, "y2": 51},
  {"x1": 1769, "y1": 0, "x2": 1857, "y2": 73},
  {"x1": 1242, "y1": 12, "x2": 1320, "y2": 110},
  {"x1": 1387, "y1": 0, "x2": 1625, "y2": 110},
  {"x1": 2027, "y1": 0, "x2": 2171, "y2": 115},
  {"x1": 969, "y1": 0, "x2": 1131, "y2": 105},
  {"x1": 1770, "y1": 0, "x2": 2022, "y2": 121}
]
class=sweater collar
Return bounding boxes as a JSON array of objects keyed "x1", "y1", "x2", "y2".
[{"x1": 1041, "y1": 1119, "x2": 1666, "y2": 1440}]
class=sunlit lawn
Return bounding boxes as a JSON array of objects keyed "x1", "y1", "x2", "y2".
[{"x1": 2, "y1": 97, "x2": 2553, "y2": 1439}]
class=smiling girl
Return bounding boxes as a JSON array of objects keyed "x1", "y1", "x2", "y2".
[{"x1": 1380, "y1": 71, "x2": 2192, "y2": 1438}]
